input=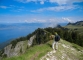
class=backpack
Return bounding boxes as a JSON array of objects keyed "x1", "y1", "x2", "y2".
[{"x1": 55, "y1": 35, "x2": 60, "y2": 41}]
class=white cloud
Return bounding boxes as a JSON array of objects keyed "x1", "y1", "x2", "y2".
[
  {"x1": 0, "y1": 5, "x2": 24, "y2": 10},
  {"x1": 40, "y1": 1, "x2": 44, "y2": 4},
  {"x1": 0, "y1": 14, "x2": 82, "y2": 27},
  {"x1": 62, "y1": 17, "x2": 75, "y2": 23},
  {"x1": 49, "y1": 0, "x2": 83, "y2": 5},
  {"x1": 48, "y1": 5, "x2": 76, "y2": 11},
  {"x1": 16, "y1": 0, "x2": 83, "y2": 5},
  {"x1": 24, "y1": 18, "x2": 47, "y2": 23},
  {"x1": 10, "y1": 8, "x2": 24, "y2": 12},
  {"x1": 31, "y1": 5, "x2": 77, "y2": 12},
  {"x1": 0, "y1": 6, "x2": 8, "y2": 9},
  {"x1": 23, "y1": 17, "x2": 64, "y2": 27},
  {"x1": 15, "y1": 0, "x2": 83, "y2": 12},
  {"x1": 23, "y1": 16, "x2": 82, "y2": 24},
  {"x1": 49, "y1": 0, "x2": 68, "y2": 5},
  {"x1": 16, "y1": 0, "x2": 46, "y2": 4}
]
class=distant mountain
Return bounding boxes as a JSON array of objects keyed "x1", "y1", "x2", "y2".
[
  {"x1": 58, "y1": 23, "x2": 68, "y2": 26},
  {"x1": 64, "y1": 21, "x2": 83, "y2": 34},
  {"x1": 67, "y1": 21, "x2": 83, "y2": 26},
  {"x1": 56, "y1": 25, "x2": 62, "y2": 28}
]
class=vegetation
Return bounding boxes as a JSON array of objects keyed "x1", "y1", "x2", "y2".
[
  {"x1": 9, "y1": 21, "x2": 83, "y2": 48},
  {"x1": 2, "y1": 40, "x2": 83, "y2": 60},
  {"x1": 9, "y1": 28, "x2": 51, "y2": 48},
  {"x1": 2, "y1": 41, "x2": 52, "y2": 60},
  {"x1": 63, "y1": 21, "x2": 83, "y2": 46},
  {"x1": 10, "y1": 37, "x2": 27, "y2": 48},
  {"x1": 32, "y1": 28, "x2": 51, "y2": 45},
  {"x1": 44, "y1": 27, "x2": 83, "y2": 47},
  {"x1": 64, "y1": 21, "x2": 83, "y2": 34},
  {"x1": 7, "y1": 22, "x2": 83, "y2": 50},
  {"x1": 0, "y1": 49, "x2": 4, "y2": 57}
]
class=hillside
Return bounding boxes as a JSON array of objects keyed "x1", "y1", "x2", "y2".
[
  {"x1": 67, "y1": 21, "x2": 83, "y2": 26},
  {"x1": 2, "y1": 39, "x2": 83, "y2": 60},
  {"x1": 64, "y1": 21, "x2": 83, "y2": 34}
]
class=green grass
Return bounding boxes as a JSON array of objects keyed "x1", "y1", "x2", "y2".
[
  {"x1": 65, "y1": 25, "x2": 83, "y2": 29},
  {"x1": 2, "y1": 40, "x2": 52, "y2": 60},
  {"x1": 54, "y1": 39, "x2": 83, "y2": 60},
  {"x1": 64, "y1": 25, "x2": 83, "y2": 34},
  {"x1": 2, "y1": 40, "x2": 83, "y2": 60}
]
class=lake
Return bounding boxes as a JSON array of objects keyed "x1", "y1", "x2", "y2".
[
  {"x1": 0, "y1": 23, "x2": 45, "y2": 44},
  {"x1": 0, "y1": 23, "x2": 67, "y2": 49}
]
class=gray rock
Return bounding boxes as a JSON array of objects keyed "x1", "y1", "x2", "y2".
[
  {"x1": 4, "y1": 41, "x2": 28, "y2": 57},
  {"x1": 28, "y1": 35, "x2": 36, "y2": 47},
  {"x1": 3, "y1": 35, "x2": 36, "y2": 57}
]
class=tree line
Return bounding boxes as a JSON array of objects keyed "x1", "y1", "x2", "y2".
[
  {"x1": 44, "y1": 27, "x2": 83, "y2": 47},
  {"x1": 9, "y1": 27, "x2": 83, "y2": 48}
]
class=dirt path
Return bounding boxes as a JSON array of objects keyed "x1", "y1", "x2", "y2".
[{"x1": 40, "y1": 50, "x2": 57, "y2": 60}]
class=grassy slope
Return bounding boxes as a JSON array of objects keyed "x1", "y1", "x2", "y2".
[
  {"x1": 54, "y1": 39, "x2": 83, "y2": 60},
  {"x1": 64, "y1": 25, "x2": 83, "y2": 34},
  {"x1": 2, "y1": 41, "x2": 52, "y2": 60},
  {"x1": 2, "y1": 39, "x2": 83, "y2": 60}
]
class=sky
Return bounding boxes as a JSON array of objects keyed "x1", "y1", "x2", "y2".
[{"x1": 0, "y1": 0, "x2": 83, "y2": 26}]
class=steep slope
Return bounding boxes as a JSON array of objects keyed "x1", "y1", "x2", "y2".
[
  {"x1": 2, "y1": 35, "x2": 35, "y2": 57},
  {"x1": 0, "y1": 28, "x2": 51, "y2": 59},
  {"x1": 2, "y1": 39, "x2": 83, "y2": 60}
]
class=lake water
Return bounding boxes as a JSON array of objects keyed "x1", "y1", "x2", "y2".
[
  {"x1": 0, "y1": 23, "x2": 67, "y2": 44},
  {"x1": 0, "y1": 23, "x2": 44, "y2": 44}
]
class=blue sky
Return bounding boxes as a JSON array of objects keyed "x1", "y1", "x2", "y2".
[{"x1": 0, "y1": 0, "x2": 83, "y2": 26}]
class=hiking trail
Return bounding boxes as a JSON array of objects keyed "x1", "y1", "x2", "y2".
[
  {"x1": 40, "y1": 50, "x2": 56, "y2": 60},
  {"x1": 40, "y1": 40, "x2": 83, "y2": 60}
]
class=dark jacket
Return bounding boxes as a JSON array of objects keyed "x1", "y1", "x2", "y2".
[{"x1": 55, "y1": 35, "x2": 60, "y2": 42}]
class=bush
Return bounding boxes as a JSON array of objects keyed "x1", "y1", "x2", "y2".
[
  {"x1": 0, "y1": 49, "x2": 4, "y2": 57},
  {"x1": 2, "y1": 54, "x2": 7, "y2": 58}
]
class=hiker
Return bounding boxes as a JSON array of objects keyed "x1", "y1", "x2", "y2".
[{"x1": 52, "y1": 32, "x2": 60, "y2": 50}]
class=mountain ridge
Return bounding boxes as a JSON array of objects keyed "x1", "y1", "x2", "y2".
[
  {"x1": 67, "y1": 21, "x2": 83, "y2": 26},
  {"x1": 0, "y1": 21, "x2": 83, "y2": 60}
]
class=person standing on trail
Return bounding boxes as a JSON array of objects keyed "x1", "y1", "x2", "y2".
[{"x1": 52, "y1": 32, "x2": 60, "y2": 50}]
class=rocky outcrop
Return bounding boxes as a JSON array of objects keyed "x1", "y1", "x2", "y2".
[
  {"x1": 3, "y1": 35, "x2": 36, "y2": 57},
  {"x1": 4, "y1": 41, "x2": 28, "y2": 57},
  {"x1": 28, "y1": 35, "x2": 36, "y2": 47}
]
